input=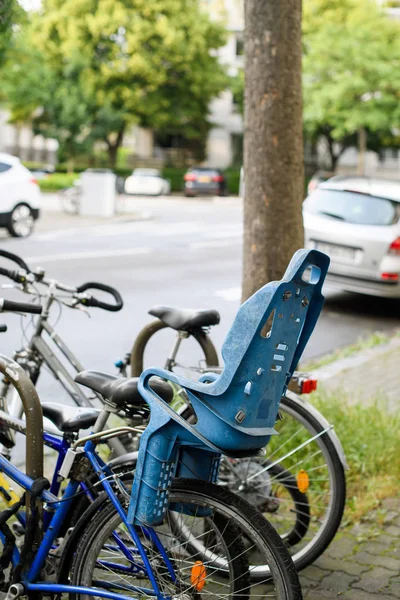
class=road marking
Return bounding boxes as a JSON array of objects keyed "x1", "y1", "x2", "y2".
[
  {"x1": 34, "y1": 219, "x2": 204, "y2": 241},
  {"x1": 25, "y1": 246, "x2": 152, "y2": 263},
  {"x1": 90, "y1": 221, "x2": 205, "y2": 237},
  {"x1": 189, "y1": 240, "x2": 236, "y2": 250},
  {"x1": 214, "y1": 287, "x2": 241, "y2": 302}
]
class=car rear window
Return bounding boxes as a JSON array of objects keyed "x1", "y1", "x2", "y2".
[
  {"x1": 0, "y1": 162, "x2": 12, "y2": 173},
  {"x1": 134, "y1": 169, "x2": 160, "y2": 177},
  {"x1": 191, "y1": 169, "x2": 219, "y2": 177},
  {"x1": 304, "y1": 189, "x2": 400, "y2": 226}
]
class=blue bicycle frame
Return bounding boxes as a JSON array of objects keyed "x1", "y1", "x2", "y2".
[{"x1": 0, "y1": 437, "x2": 176, "y2": 599}]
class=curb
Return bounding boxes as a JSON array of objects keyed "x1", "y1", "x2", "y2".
[{"x1": 310, "y1": 334, "x2": 400, "y2": 383}]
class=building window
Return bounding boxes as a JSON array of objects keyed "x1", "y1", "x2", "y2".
[{"x1": 236, "y1": 34, "x2": 244, "y2": 56}]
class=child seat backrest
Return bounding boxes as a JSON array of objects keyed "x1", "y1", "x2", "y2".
[{"x1": 190, "y1": 249, "x2": 329, "y2": 447}]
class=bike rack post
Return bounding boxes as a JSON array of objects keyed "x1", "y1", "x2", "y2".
[{"x1": 0, "y1": 354, "x2": 44, "y2": 540}]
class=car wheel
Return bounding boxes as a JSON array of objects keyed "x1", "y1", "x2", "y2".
[{"x1": 7, "y1": 203, "x2": 35, "y2": 238}]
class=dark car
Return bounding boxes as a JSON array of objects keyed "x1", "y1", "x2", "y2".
[{"x1": 183, "y1": 167, "x2": 227, "y2": 197}]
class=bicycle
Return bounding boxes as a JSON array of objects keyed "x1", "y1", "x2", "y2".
[
  {"x1": 0, "y1": 299, "x2": 303, "y2": 600},
  {"x1": 0, "y1": 249, "x2": 346, "y2": 573},
  {"x1": 59, "y1": 181, "x2": 81, "y2": 214}
]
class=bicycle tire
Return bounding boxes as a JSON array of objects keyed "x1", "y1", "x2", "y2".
[{"x1": 70, "y1": 478, "x2": 302, "y2": 600}]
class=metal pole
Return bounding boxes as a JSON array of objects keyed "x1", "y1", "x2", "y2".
[{"x1": 0, "y1": 354, "x2": 43, "y2": 542}]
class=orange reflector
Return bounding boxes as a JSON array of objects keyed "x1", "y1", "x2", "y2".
[
  {"x1": 297, "y1": 470, "x2": 309, "y2": 493},
  {"x1": 191, "y1": 561, "x2": 206, "y2": 591}
]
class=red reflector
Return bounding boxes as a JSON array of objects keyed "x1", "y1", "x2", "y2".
[
  {"x1": 212, "y1": 175, "x2": 224, "y2": 182},
  {"x1": 30, "y1": 178, "x2": 38, "y2": 185},
  {"x1": 184, "y1": 174, "x2": 196, "y2": 182},
  {"x1": 300, "y1": 379, "x2": 318, "y2": 394},
  {"x1": 381, "y1": 272, "x2": 399, "y2": 281},
  {"x1": 388, "y1": 237, "x2": 400, "y2": 255}
]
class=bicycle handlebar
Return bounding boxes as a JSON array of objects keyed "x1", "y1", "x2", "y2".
[
  {"x1": 76, "y1": 282, "x2": 123, "y2": 312},
  {"x1": 0, "y1": 267, "x2": 29, "y2": 285},
  {"x1": 0, "y1": 251, "x2": 123, "y2": 313},
  {"x1": 0, "y1": 298, "x2": 42, "y2": 314},
  {"x1": 0, "y1": 250, "x2": 31, "y2": 272}
]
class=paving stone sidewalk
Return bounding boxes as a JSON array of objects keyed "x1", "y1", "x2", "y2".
[
  {"x1": 300, "y1": 497, "x2": 400, "y2": 599},
  {"x1": 300, "y1": 338, "x2": 400, "y2": 598}
]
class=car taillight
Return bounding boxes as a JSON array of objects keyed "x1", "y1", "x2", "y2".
[
  {"x1": 388, "y1": 237, "x2": 400, "y2": 255},
  {"x1": 381, "y1": 272, "x2": 399, "y2": 281},
  {"x1": 299, "y1": 378, "x2": 318, "y2": 394},
  {"x1": 30, "y1": 178, "x2": 38, "y2": 185},
  {"x1": 307, "y1": 180, "x2": 317, "y2": 193},
  {"x1": 184, "y1": 174, "x2": 196, "y2": 182},
  {"x1": 212, "y1": 175, "x2": 224, "y2": 183}
]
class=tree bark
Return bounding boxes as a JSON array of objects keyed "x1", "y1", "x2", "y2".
[
  {"x1": 357, "y1": 126, "x2": 367, "y2": 176},
  {"x1": 324, "y1": 133, "x2": 342, "y2": 172},
  {"x1": 242, "y1": 0, "x2": 304, "y2": 302}
]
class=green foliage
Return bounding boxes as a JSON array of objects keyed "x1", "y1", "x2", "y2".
[
  {"x1": 230, "y1": 70, "x2": 244, "y2": 115},
  {"x1": 229, "y1": 0, "x2": 400, "y2": 168},
  {"x1": 303, "y1": 0, "x2": 400, "y2": 154},
  {"x1": 225, "y1": 168, "x2": 240, "y2": 195},
  {"x1": 38, "y1": 173, "x2": 79, "y2": 192},
  {"x1": 3, "y1": 0, "x2": 228, "y2": 164},
  {"x1": 311, "y1": 391, "x2": 400, "y2": 521},
  {"x1": 0, "y1": 0, "x2": 14, "y2": 65},
  {"x1": 162, "y1": 167, "x2": 187, "y2": 192}
]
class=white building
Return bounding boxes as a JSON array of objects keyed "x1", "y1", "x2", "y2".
[
  {"x1": 0, "y1": 109, "x2": 58, "y2": 164},
  {"x1": 203, "y1": 0, "x2": 244, "y2": 168}
]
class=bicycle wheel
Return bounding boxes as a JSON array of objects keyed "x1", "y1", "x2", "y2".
[{"x1": 70, "y1": 478, "x2": 302, "y2": 600}]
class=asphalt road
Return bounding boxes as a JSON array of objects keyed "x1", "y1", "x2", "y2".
[{"x1": 0, "y1": 195, "x2": 399, "y2": 412}]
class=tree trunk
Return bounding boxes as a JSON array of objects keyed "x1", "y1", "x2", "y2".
[
  {"x1": 242, "y1": 0, "x2": 304, "y2": 302},
  {"x1": 106, "y1": 127, "x2": 125, "y2": 169},
  {"x1": 107, "y1": 144, "x2": 118, "y2": 169},
  {"x1": 357, "y1": 127, "x2": 367, "y2": 176},
  {"x1": 324, "y1": 133, "x2": 339, "y2": 172}
]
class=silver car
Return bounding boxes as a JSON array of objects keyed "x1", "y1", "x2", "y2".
[{"x1": 303, "y1": 176, "x2": 400, "y2": 298}]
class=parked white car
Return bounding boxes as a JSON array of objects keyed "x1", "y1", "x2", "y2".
[
  {"x1": 124, "y1": 168, "x2": 170, "y2": 196},
  {"x1": 303, "y1": 176, "x2": 400, "y2": 298},
  {"x1": 0, "y1": 153, "x2": 41, "y2": 237}
]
